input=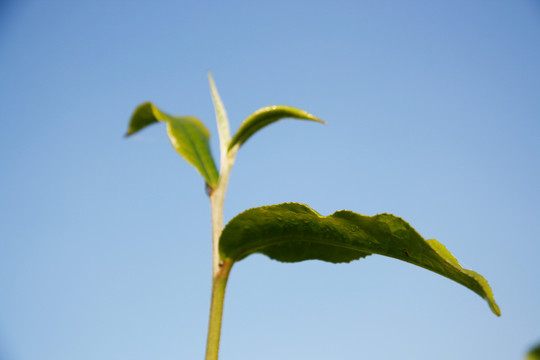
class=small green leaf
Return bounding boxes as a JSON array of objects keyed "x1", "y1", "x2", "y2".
[
  {"x1": 208, "y1": 72, "x2": 231, "y2": 160},
  {"x1": 219, "y1": 202, "x2": 500, "y2": 316},
  {"x1": 126, "y1": 102, "x2": 219, "y2": 188},
  {"x1": 228, "y1": 105, "x2": 326, "y2": 152}
]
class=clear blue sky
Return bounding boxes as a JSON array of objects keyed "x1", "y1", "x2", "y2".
[{"x1": 1, "y1": 1, "x2": 539, "y2": 359}]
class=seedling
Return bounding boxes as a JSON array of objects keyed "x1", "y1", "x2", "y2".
[{"x1": 126, "y1": 73, "x2": 500, "y2": 360}]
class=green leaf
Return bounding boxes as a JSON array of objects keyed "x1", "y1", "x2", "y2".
[
  {"x1": 219, "y1": 202, "x2": 500, "y2": 316},
  {"x1": 527, "y1": 342, "x2": 540, "y2": 360},
  {"x1": 126, "y1": 102, "x2": 219, "y2": 188},
  {"x1": 208, "y1": 72, "x2": 231, "y2": 160},
  {"x1": 228, "y1": 105, "x2": 326, "y2": 152}
]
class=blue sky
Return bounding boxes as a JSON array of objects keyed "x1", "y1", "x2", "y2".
[{"x1": 0, "y1": 1, "x2": 539, "y2": 359}]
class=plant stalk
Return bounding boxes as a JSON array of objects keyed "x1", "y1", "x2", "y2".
[
  {"x1": 206, "y1": 74, "x2": 240, "y2": 359},
  {"x1": 205, "y1": 258, "x2": 233, "y2": 360},
  {"x1": 206, "y1": 146, "x2": 238, "y2": 359},
  {"x1": 209, "y1": 158, "x2": 233, "y2": 276}
]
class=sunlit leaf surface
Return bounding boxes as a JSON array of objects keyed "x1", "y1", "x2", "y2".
[
  {"x1": 126, "y1": 102, "x2": 219, "y2": 188},
  {"x1": 228, "y1": 105, "x2": 325, "y2": 151},
  {"x1": 220, "y1": 202, "x2": 500, "y2": 316}
]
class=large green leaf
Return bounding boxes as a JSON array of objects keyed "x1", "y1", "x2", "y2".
[
  {"x1": 219, "y1": 202, "x2": 500, "y2": 316},
  {"x1": 228, "y1": 105, "x2": 326, "y2": 152},
  {"x1": 126, "y1": 102, "x2": 219, "y2": 188}
]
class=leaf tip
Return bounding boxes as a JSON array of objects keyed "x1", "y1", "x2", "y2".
[
  {"x1": 315, "y1": 117, "x2": 327, "y2": 125},
  {"x1": 207, "y1": 71, "x2": 215, "y2": 85},
  {"x1": 124, "y1": 128, "x2": 137, "y2": 138},
  {"x1": 492, "y1": 303, "x2": 501, "y2": 317}
]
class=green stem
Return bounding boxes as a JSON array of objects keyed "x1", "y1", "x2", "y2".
[
  {"x1": 205, "y1": 258, "x2": 233, "y2": 360},
  {"x1": 206, "y1": 73, "x2": 240, "y2": 359},
  {"x1": 205, "y1": 147, "x2": 238, "y2": 359},
  {"x1": 209, "y1": 156, "x2": 233, "y2": 276}
]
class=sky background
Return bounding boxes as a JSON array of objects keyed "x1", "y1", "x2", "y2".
[{"x1": 1, "y1": 1, "x2": 539, "y2": 359}]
